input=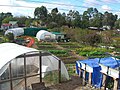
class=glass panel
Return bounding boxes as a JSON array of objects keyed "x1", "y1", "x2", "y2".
[
  {"x1": 1, "y1": 68, "x2": 9, "y2": 80},
  {"x1": 12, "y1": 79, "x2": 25, "y2": 90},
  {"x1": 27, "y1": 76, "x2": 40, "y2": 90},
  {"x1": 26, "y1": 56, "x2": 39, "y2": 76},
  {"x1": 43, "y1": 70, "x2": 59, "y2": 86},
  {"x1": 0, "y1": 82, "x2": 10, "y2": 90},
  {"x1": 11, "y1": 58, "x2": 24, "y2": 78}
]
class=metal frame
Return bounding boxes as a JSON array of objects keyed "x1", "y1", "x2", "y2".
[{"x1": 0, "y1": 51, "x2": 62, "y2": 90}]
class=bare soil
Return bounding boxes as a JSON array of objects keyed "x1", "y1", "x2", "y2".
[{"x1": 47, "y1": 75, "x2": 83, "y2": 90}]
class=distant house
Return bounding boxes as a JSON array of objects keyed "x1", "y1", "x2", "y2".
[
  {"x1": 52, "y1": 32, "x2": 65, "y2": 39},
  {"x1": 1, "y1": 21, "x2": 18, "y2": 30},
  {"x1": 103, "y1": 25, "x2": 111, "y2": 30},
  {"x1": 52, "y1": 32, "x2": 68, "y2": 42},
  {"x1": 88, "y1": 27, "x2": 105, "y2": 31},
  {"x1": 1, "y1": 23, "x2": 12, "y2": 30},
  {"x1": 9, "y1": 21, "x2": 18, "y2": 28}
]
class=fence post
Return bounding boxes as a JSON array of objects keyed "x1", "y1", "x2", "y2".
[
  {"x1": 79, "y1": 68, "x2": 82, "y2": 78},
  {"x1": 82, "y1": 63, "x2": 86, "y2": 86},
  {"x1": 102, "y1": 74, "x2": 107, "y2": 90},
  {"x1": 88, "y1": 72, "x2": 92, "y2": 85},
  {"x1": 113, "y1": 78, "x2": 118, "y2": 90}
]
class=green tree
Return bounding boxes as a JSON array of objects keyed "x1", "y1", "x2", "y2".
[
  {"x1": 34, "y1": 6, "x2": 48, "y2": 22},
  {"x1": 72, "y1": 11, "x2": 81, "y2": 27},
  {"x1": 90, "y1": 12, "x2": 103, "y2": 28},
  {"x1": 0, "y1": 12, "x2": 13, "y2": 26},
  {"x1": 66, "y1": 10, "x2": 81, "y2": 28},
  {"x1": 25, "y1": 19, "x2": 32, "y2": 27},
  {"x1": 114, "y1": 19, "x2": 120, "y2": 29},
  {"x1": 14, "y1": 16, "x2": 27, "y2": 26},
  {"x1": 81, "y1": 11, "x2": 89, "y2": 28},
  {"x1": 2, "y1": 16, "x2": 15, "y2": 23},
  {"x1": 102, "y1": 12, "x2": 117, "y2": 29},
  {"x1": 5, "y1": 33, "x2": 14, "y2": 42},
  {"x1": 51, "y1": 8, "x2": 58, "y2": 15}
]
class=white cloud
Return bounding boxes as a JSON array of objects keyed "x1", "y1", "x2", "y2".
[
  {"x1": 101, "y1": 0, "x2": 111, "y2": 2},
  {"x1": 115, "y1": 12, "x2": 120, "y2": 19},
  {"x1": 0, "y1": 0, "x2": 11, "y2": 5},
  {"x1": 0, "y1": 0, "x2": 76, "y2": 17},
  {"x1": 83, "y1": 0, "x2": 100, "y2": 7},
  {"x1": 101, "y1": 5, "x2": 111, "y2": 11}
]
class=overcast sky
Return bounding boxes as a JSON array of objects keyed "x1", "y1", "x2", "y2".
[{"x1": 0, "y1": 0, "x2": 120, "y2": 18}]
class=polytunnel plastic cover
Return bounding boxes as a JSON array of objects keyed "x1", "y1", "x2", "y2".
[{"x1": 0, "y1": 43, "x2": 69, "y2": 80}]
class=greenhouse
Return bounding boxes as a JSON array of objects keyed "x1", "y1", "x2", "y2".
[
  {"x1": 36, "y1": 30, "x2": 55, "y2": 41},
  {"x1": 5, "y1": 28, "x2": 24, "y2": 37},
  {"x1": 24, "y1": 27, "x2": 47, "y2": 36},
  {"x1": 0, "y1": 43, "x2": 69, "y2": 90}
]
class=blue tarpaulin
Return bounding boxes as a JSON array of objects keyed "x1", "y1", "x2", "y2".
[{"x1": 76, "y1": 57, "x2": 120, "y2": 88}]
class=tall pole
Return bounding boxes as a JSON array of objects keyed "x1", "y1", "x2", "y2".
[
  {"x1": 24, "y1": 54, "x2": 27, "y2": 90},
  {"x1": 39, "y1": 51, "x2": 42, "y2": 83},
  {"x1": 58, "y1": 60, "x2": 61, "y2": 83},
  {"x1": 9, "y1": 63, "x2": 13, "y2": 90}
]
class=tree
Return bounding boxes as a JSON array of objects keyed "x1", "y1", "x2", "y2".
[
  {"x1": 0, "y1": 12, "x2": 13, "y2": 27},
  {"x1": 72, "y1": 11, "x2": 81, "y2": 27},
  {"x1": 86, "y1": 33, "x2": 102, "y2": 46},
  {"x1": 5, "y1": 33, "x2": 14, "y2": 42},
  {"x1": 81, "y1": 11, "x2": 89, "y2": 28},
  {"x1": 2, "y1": 16, "x2": 15, "y2": 23},
  {"x1": 115, "y1": 19, "x2": 120, "y2": 29},
  {"x1": 14, "y1": 16, "x2": 27, "y2": 26},
  {"x1": 90, "y1": 12, "x2": 103, "y2": 28},
  {"x1": 51, "y1": 8, "x2": 59, "y2": 24},
  {"x1": 25, "y1": 19, "x2": 32, "y2": 27},
  {"x1": 102, "y1": 12, "x2": 118, "y2": 29},
  {"x1": 34, "y1": 6, "x2": 48, "y2": 22},
  {"x1": 51, "y1": 8, "x2": 58, "y2": 15},
  {"x1": 66, "y1": 10, "x2": 81, "y2": 28}
]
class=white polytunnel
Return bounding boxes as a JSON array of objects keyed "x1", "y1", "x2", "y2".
[
  {"x1": 0, "y1": 43, "x2": 69, "y2": 90},
  {"x1": 36, "y1": 30, "x2": 55, "y2": 41},
  {"x1": 4, "y1": 28, "x2": 24, "y2": 37}
]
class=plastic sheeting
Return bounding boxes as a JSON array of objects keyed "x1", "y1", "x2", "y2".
[
  {"x1": 36, "y1": 30, "x2": 55, "y2": 41},
  {"x1": 5, "y1": 28, "x2": 24, "y2": 37},
  {"x1": 0, "y1": 43, "x2": 69, "y2": 80},
  {"x1": 76, "y1": 57, "x2": 120, "y2": 88}
]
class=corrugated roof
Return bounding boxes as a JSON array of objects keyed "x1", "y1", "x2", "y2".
[{"x1": 52, "y1": 32, "x2": 65, "y2": 35}]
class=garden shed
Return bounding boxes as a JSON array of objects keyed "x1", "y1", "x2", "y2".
[
  {"x1": 0, "y1": 43, "x2": 69, "y2": 90},
  {"x1": 36, "y1": 30, "x2": 55, "y2": 41},
  {"x1": 5, "y1": 28, "x2": 24, "y2": 37},
  {"x1": 24, "y1": 27, "x2": 47, "y2": 36},
  {"x1": 76, "y1": 57, "x2": 120, "y2": 89},
  {"x1": 52, "y1": 32, "x2": 66, "y2": 41}
]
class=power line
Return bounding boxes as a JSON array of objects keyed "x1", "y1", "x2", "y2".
[
  {"x1": 0, "y1": 4, "x2": 79, "y2": 12},
  {"x1": 75, "y1": 0, "x2": 120, "y2": 12},
  {"x1": 0, "y1": 4, "x2": 86, "y2": 12},
  {"x1": 16, "y1": 0, "x2": 89, "y2": 8},
  {"x1": 0, "y1": 0, "x2": 119, "y2": 14}
]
